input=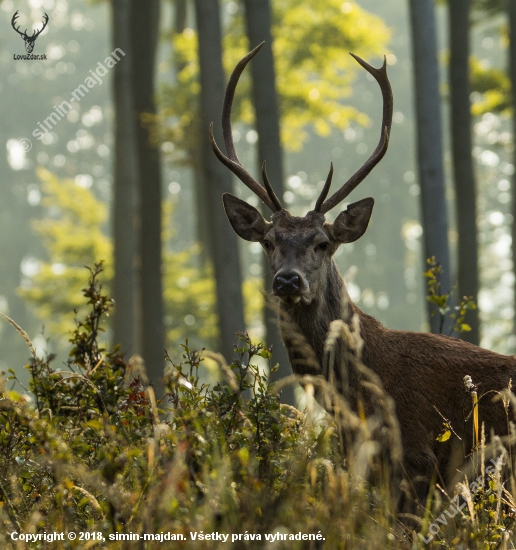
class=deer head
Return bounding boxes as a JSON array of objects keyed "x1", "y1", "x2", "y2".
[
  {"x1": 210, "y1": 43, "x2": 393, "y2": 308},
  {"x1": 12, "y1": 11, "x2": 49, "y2": 54}
]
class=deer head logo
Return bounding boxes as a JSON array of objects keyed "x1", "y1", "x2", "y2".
[{"x1": 12, "y1": 11, "x2": 49, "y2": 54}]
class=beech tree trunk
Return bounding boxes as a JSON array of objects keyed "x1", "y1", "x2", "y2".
[
  {"x1": 194, "y1": 0, "x2": 247, "y2": 361},
  {"x1": 242, "y1": 0, "x2": 294, "y2": 405},
  {"x1": 112, "y1": 0, "x2": 139, "y2": 357},
  {"x1": 449, "y1": 0, "x2": 480, "y2": 344},
  {"x1": 171, "y1": 1, "x2": 210, "y2": 266},
  {"x1": 174, "y1": 0, "x2": 187, "y2": 34},
  {"x1": 408, "y1": 0, "x2": 453, "y2": 334},
  {"x1": 509, "y1": 0, "x2": 516, "y2": 338},
  {"x1": 130, "y1": 0, "x2": 165, "y2": 392}
]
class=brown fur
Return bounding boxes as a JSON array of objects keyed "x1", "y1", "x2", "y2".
[
  {"x1": 356, "y1": 308, "x2": 513, "y2": 482},
  {"x1": 212, "y1": 47, "x2": 512, "y2": 506},
  {"x1": 223, "y1": 200, "x2": 515, "y2": 496}
]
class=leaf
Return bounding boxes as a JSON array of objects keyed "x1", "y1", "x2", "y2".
[
  {"x1": 7, "y1": 390, "x2": 22, "y2": 402},
  {"x1": 437, "y1": 430, "x2": 451, "y2": 442},
  {"x1": 460, "y1": 324, "x2": 472, "y2": 332},
  {"x1": 85, "y1": 419, "x2": 103, "y2": 431},
  {"x1": 257, "y1": 349, "x2": 271, "y2": 360},
  {"x1": 78, "y1": 497, "x2": 91, "y2": 508}
]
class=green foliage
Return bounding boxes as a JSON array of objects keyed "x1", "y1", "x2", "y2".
[
  {"x1": 419, "y1": 464, "x2": 516, "y2": 547},
  {"x1": 19, "y1": 170, "x2": 219, "y2": 352},
  {"x1": 440, "y1": 52, "x2": 511, "y2": 118},
  {"x1": 19, "y1": 168, "x2": 113, "y2": 337},
  {"x1": 226, "y1": 0, "x2": 391, "y2": 150},
  {"x1": 424, "y1": 256, "x2": 477, "y2": 336},
  {"x1": 144, "y1": 28, "x2": 200, "y2": 167},
  {"x1": 470, "y1": 57, "x2": 512, "y2": 117},
  {"x1": 2, "y1": 267, "x2": 516, "y2": 547},
  {"x1": 162, "y1": 247, "x2": 217, "y2": 346},
  {"x1": 0, "y1": 267, "x2": 391, "y2": 547},
  {"x1": 470, "y1": 0, "x2": 512, "y2": 117},
  {"x1": 150, "y1": 0, "x2": 390, "y2": 159},
  {"x1": 20, "y1": 170, "x2": 266, "y2": 355},
  {"x1": 472, "y1": 0, "x2": 508, "y2": 17}
]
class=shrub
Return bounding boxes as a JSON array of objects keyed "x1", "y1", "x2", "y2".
[{"x1": 1, "y1": 264, "x2": 515, "y2": 548}]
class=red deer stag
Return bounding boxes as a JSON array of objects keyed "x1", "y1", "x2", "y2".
[{"x1": 210, "y1": 43, "x2": 515, "y2": 504}]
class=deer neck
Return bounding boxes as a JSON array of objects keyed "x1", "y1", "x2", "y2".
[{"x1": 278, "y1": 259, "x2": 355, "y2": 374}]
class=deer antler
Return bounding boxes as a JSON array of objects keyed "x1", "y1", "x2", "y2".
[
  {"x1": 315, "y1": 54, "x2": 393, "y2": 215},
  {"x1": 32, "y1": 13, "x2": 49, "y2": 40},
  {"x1": 11, "y1": 11, "x2": 49, "y2": 40},
  {"x1": 209, "y1": 42, "x2": 283, "y2": 213},
  {"x1": 11, "y1": 11, "x2": 26, "y2": 37}
]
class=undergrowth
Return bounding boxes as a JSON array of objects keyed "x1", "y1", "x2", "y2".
[{"x1": 0, "y1": 264, "x2": 515, "y2": 548}]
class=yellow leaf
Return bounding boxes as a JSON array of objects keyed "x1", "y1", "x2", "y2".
[{"x1": 437, "y1": 430, "x2": 451, "y2": 442}]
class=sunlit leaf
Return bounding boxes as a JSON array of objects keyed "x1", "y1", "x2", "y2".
[{"x1": 437, "y1": 429, "x2": 451, "y2": 442}]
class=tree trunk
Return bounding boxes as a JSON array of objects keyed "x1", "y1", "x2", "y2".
[
  {"x1": 194, "y1": 0, "x2": 246, "y2": 361},
  {"x1": 192, "y1": 153, "x2": 212, "y2": 266},
  {"x1": 171, "y1": 1, "x2": 209, "y2": 266},
  {"x1": 174, "y1": 0, "x2": 187, "y2": 34},
  {"x1": 449, "y1": 0, "x2": 479, "y2": 344},
  {"x1": 130, "y1": 0, "x2": 165, "y2": 393},
  {"x1": 242, "y1": 0, "x2": 295, "y2": 405},
  {"x1": 509, "y1": 0, "x2": 516, "y2": 339},
  {"x1": 408, "y1": 0, "x2": 452, "y2": 335},
  {"x1": 112, "y1": 0, "x2": 139, "y2": 357}
]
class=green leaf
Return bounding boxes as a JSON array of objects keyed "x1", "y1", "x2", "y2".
[
  {"x1": 78, "y1": 497, "x2": 90, "y2": 508},
  {"x1": 437, "y1": 430, "x2": 451, "y2": 442},
  {"x1": 85, "y1": 420, "x2": 103, "y2": 431},
  {"x1": 256, "y1": 349, "x2": 271, "y2": 359}
]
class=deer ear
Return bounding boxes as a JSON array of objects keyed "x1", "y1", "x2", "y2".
[
  {"x1": 331, "y1": 197, "x2": 374, "y2": 243},
  {"x1": 222, "y1": 193, "x2": 271, "y2": 242}
]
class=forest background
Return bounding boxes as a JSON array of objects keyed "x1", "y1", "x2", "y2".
[{"x1": 0, "y1": 0, "x2": 513, "y2": 403}]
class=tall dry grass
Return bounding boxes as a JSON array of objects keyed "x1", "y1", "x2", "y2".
[{"x1": 0, "y1": 265, "x2": 515, "y2": 548}]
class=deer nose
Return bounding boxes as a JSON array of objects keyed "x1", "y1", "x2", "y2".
[{"x1": 273, "y1": 271, "x2": 301, "y2": 295}]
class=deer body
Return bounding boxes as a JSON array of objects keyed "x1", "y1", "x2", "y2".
[
  {"x1": 356, "y1": 317, "x2": 513, "y2": 482},
  {"x1": 210, "y1": 44, "x2": 514, "y2": 495},
  {"x1": 270, "y1": 210, "x2": 514, "y2": 487}
]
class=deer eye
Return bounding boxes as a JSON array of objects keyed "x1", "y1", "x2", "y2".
[
  {"x1": 317, "y1": 242, "x2": 330, "y2": 252},
  {"x1": 263, "y1": 240, "x2": 273, "y2": 250}
]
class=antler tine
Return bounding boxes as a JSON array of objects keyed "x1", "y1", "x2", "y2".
[
  {"x1": 32, "y1": 13, "x2": 49, "y2": 38},
  {"x1": 11, "y1": 11, "x2": 25, "y2": 36},
  {"x1": 314, "y1": 163, "x2": 333, "y2": 213},
  {"x1": 210, "y1": 124, "x2": 276, "y2": 211},
  {"x1": 210, "y1": 42, "x2": 282, "y2": 212},
  {"x1": 261, "y1": 161, "x2": 283, "y2": 211},
  {"x1": 320, "y1": 54, "x2": 393, "y2": 215}
]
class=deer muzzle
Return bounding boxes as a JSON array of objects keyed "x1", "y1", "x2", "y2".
[{"x1": 273, "y1": 270, "x2": 304, "y2": 301}]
